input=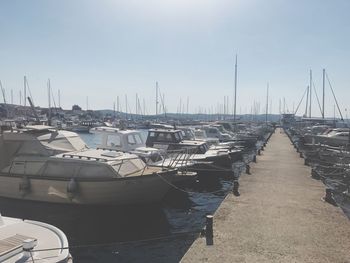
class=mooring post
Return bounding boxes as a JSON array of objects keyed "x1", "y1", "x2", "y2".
[
  {"x1": 324, "y1": 188, "x2": 337, "y2": 206},
  {"x1": 245, "y1": 164, "x2": 251, "y2": 174},
  {"x1": 233, "y1": 180, "x2": 240, "y2": 196},
  {"x1": 206, "y1": 215, "x2": 214, "y2": 245},
  {"x1": 257, "y1": 149, "x2": 261, "y2": 155},
  {"x1": 253, "y1": 155, "x2": 257, "y2": 163},
  {"x1": 299, "y1": 152, "x2": 303, "y2": 158},
  {"x1": 311, "y1": 169, "x2": 320, "y2": 180}
]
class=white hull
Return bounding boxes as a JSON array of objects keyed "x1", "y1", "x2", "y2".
[{"x1": 0, "y1": 173, "x2": 174, "y2": 206}]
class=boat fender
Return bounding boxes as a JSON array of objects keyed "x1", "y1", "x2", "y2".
[
  {"x1": 19, "y1": 176, "x2": 31, "y2": 196},
  {"x1": 67, "y1": 178, "x2": 79, "y2": 199}
]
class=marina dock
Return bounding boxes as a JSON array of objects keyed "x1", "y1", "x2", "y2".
[{"x1": 181, "y1": 128, "x2": 350, "y2": 263}]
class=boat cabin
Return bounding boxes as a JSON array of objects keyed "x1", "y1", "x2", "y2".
[
  {"x1": 146, "y1": 129, "x2": 208, "y2": 153},
  {"x1": 90, "y1": 127, "x2": 145, "y2": 152}
]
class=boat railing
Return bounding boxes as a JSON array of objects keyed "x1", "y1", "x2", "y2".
[{"x1": 61, "y1": 154, "x2": 109, "y2": 162}]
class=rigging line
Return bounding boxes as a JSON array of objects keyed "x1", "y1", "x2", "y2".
[
  {"x1": 312, "y1": 81, "x2": 323, "y2": 116},
  {"x1": 25, "y1": 78, "x2": 35, "y2": 106},
  {"x1": 294, "y1": 86, "x2": 308, "y2": 115},
  {"x1": 326, "y1": 72, "x2": 344, "y2": 121}
]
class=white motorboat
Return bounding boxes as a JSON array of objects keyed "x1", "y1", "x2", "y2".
[
  {"x1": 0, "y1": 213, "x2": 72, "y2": 262},
  {"x1": 0, "y1": 125, "x2": 178, "y2": 205},
  {"x1": 89, "y1": 127, "x2": 197, "y2": 182},
  {"x1": 307, "y1": 128, "x2": 350, "y2": 147}
]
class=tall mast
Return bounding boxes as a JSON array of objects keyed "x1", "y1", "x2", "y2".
[
  {"x1": 48, "y1": 79, "x2": 51, "y2": 125},
  {"x1": 187, "y1": 96, "x2": 189, "y2": 114},
  {"x1": 125, "y1": 94, "x2": 128, "y2": 120},
  {"x1": 233, "y1": 54, "x2": 238, "y2": 123},
  {"x1": 11, "y1": 89, "x2": 13, "y2": 104},
  {"x1": 143, "y1": 98, "x2": 146, "y2": 116},
  {"x1": 305, "y1": 86, "x2": 309, "y2": 117},
  {"x1": 113, "y1": 101, "x2": 116, "y2": 119},
  {"x1": 135, "y1": 93, "x2": 138, "y2": 115},
  {"x1": 155, "y1": 81, "x2": 159, "y2": 116},
  {"x1": 23, "y1": 76, "x2": 27, "y2": 107},
  {"x1": 309, "y1": 69, "x2": 312, "y2": 118},
  {"x1": 322, "y1": 68, "x2": 325, "y2": 119},
  {"x1": 58, "y1": 89, "x2": 61, "y2": 108},
  {"x1": 265, "y1": 83, "x2": 269, "y2": 124},
  {"x1": 117, "y1": 96, "x2": 120, "y2": 118}
]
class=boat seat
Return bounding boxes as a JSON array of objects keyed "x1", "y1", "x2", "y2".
[{"x1": 0, "y1": 234, "x2": 34, "y2": 260}]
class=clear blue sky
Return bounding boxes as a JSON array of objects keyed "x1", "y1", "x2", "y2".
[{"x1": 1, "y1": 0, "x2": 349, "y2": 117}]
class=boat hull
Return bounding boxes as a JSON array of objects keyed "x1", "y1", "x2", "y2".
[{"x1": 0, "y1": 172, "x2": 175, "y2": 206}]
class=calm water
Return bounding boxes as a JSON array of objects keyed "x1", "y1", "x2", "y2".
[{"x1": 0, "y1": 132, "x2": 253, "y2": 263}]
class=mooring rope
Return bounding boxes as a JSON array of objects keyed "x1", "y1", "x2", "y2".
[{"x1": 31, "y1": 230, "x2": 201, "y2": 253}]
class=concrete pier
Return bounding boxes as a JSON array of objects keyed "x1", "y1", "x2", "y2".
[{"x1": 181, "y1": 129, "x2": 350, "y2": 263}]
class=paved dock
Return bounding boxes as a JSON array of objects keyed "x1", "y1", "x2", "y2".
[{"x1": 181, "y1": 129, "x2": 350, "y2": 263}]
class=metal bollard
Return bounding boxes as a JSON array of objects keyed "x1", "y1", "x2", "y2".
[
  {"x1": 299, "y1": 152, "x2": 303, "y2": 158},
  {"x1": 245, "y1": 164, "x2": 251, "y2": 174},
  {"x1": 257, "y1": 149, "x2": 261, "y2": 155},
  {"x1": 324, "y1": 188, "x2": 337, "y2": 206},
  {"x1": 253, "y1": 155, "x2": 257, "y2": 163},
  {"x1": 206, "y1": 215, "x2": 213, "y2": 245},
  {"x1": 232, "y1": 180, "x2": 240, "y2": 196}
]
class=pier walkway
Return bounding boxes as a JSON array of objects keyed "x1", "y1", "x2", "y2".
[{"x1": 181, "y1": 129, "x2": 350, "y2": 263}]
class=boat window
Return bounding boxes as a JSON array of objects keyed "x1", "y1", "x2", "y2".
[
  {"x1": 114, "y1": 159, "x2": 145, "y2": 176},
  {"x1": 175, "y1": 132, "x2": 183, "y2": 141},
  {"x1": 127, "y1": 134, "x2": 136, "y2": 144},
  {"x1": 209, "y1": 128, "x2": 217, "y2": 133},
  {"x1": 157, "y1": 133, "x2": 173, "y2": 142},
  {"x1": 107, "y1": 134, "x2": 121, "y2": 147},
  {"x1": 134, "y1": 134, "x2": 143, "y2": 144},
  {"x1": 149, "y1": 132, "x2": 156, "y2": 137}
]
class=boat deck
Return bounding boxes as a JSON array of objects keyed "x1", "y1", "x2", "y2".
[{"x1": 181, "y1": 128, "x2": 350, "y2": 263}]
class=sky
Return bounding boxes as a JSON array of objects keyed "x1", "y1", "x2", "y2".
[{"x1": 0, "y1": 0, "x2": 350, "y2": 118}]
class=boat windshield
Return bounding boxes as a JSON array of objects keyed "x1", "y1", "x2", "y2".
[
  {"x1": 106, "y1": 134, "x2": 122, "y2": 147},
  {"x1": 112, "y1": 158, "x2": 146, "y2": 176}
]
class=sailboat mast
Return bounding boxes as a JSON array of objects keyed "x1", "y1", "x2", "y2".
[
  {"x1": 48, "y1": 79, "x2": 51, "y2": 125},
  {"x1": 233, "y1": 54, "x2": 237, "y2": 123},
  {"x1": 155, "y1": 82, "x2": 159, "y2": 116},
  {"x1": 24, "y1": 76, "x2": 26, "y2": 107},
  {"x1": 58, "y1": 89, "x2": 61, "y2": 108},
  {"x1": 305, "y1": 86, "x2": 309, "y2": 117},
  {"x1": 266, "y1": 83, "x2": 269, "y2": 124},
  {"x1": 322, "y1": 68, "x2": 325, "y2": 119},
  {"x1": 309, "y1": 69, "x2": 312, "y2": 118}
]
